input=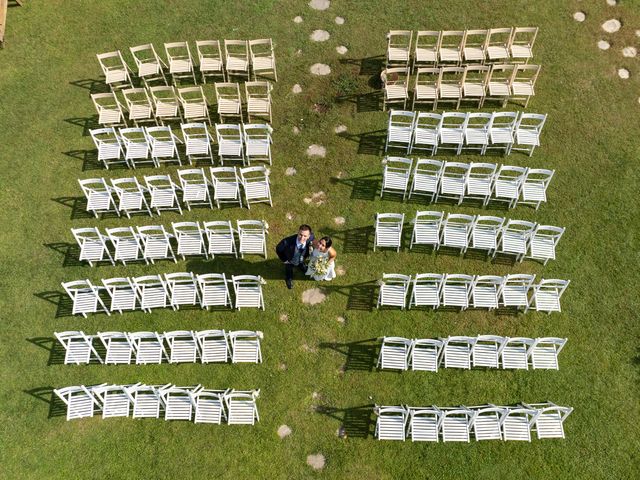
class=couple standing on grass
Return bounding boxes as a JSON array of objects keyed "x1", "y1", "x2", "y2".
[{"x1": 276, "y1": 224, "x2": 337, "y2": 289}]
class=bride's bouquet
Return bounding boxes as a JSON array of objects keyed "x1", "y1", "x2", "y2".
[{"x1": 311, "y1": 255, "x2": 330, "y2": 277}]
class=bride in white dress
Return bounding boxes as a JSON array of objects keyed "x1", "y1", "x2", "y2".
[{"x1": 306, "y1": 236, "x2": 337, "y2": 281}]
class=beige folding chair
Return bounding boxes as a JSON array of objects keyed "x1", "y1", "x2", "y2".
[
  {"x1": 462, "y1": 29, "x2": 488, "y2": 64},
  {"x1": 414, "y1": 31, "x2": 440, "y2": 70},
  {"x1": 245, "y1": 81, "x2": 272, "y2": 122},
  {"x1": 91, "y1": 93, "x2": 126, "y2": 127},
  {"x1": 149, "y1": 86, "x2": 183, "y2": 124},
  {"x1": 510, "y1": 64, "x2": 540, "y2": 107},
  {"x1": 486, "y1": 64, "x2": 516, "y2": 107},
  {"x1": 214, "y1": 82, "x2": 243, "y2": 122},
  {"x1": 178, "y1": 86, "x2": 211, "y2": 125},
  {"x1": 196, "y1": 40, "x2": 226, "y2": 83},
  {"x1": 387, "y1": 30, "x2": 412, "y2": 68},
  {"x1": 122, "y1": 88, "x2": 157, "y2": 126},
  {"x1": 96, "y1": 51, "x2": 132, "y2": 90},
  {"x1": 439, "y1": 30, "x2": 464, "y2": 65},
  {"x1": 413, "y1": 67, "x2": 439, "y2": 110},
  {"x1": 486, "y1": 28, "x2": 513, "y2": 62},
  {"x1": 381, "y1": 67, "x2": 409, "y2": 111},
  {"x1": 224, "y1": 40, "x2": 250, "y2": 80},
  {"x1": 510, "y1": 27, "x2": 538, "y2": 63},
  {"x1": 462, "y1": 65, "x2": 489, "y2": 108},
  {"x1": 129, "y1": 44, "x2": 168, "y2": 87},
  {"x1": 249, "y1": 38, "x2": 277, "y2": 81},
  {"x1": 164, "y1": 41, "x2": 196, "y2": 84},
  {"x1": 438, "y1": 67, "x2": 465, "y2": 109}
]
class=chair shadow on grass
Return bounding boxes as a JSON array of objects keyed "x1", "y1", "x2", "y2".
[
  {"x1": 33, "y1": 291, "x2": 75, "y2": 318},
  {"x1": 63, "y1": 149, "x2": 110, "y2": 172},
  {"x1": 69, "y1": 78, "x2": 109, "y2": 95},
  {"x1": 51, "y1": 196, "x2": 97, "y2": 220},
  {"x1": 321, "y1": 280, "x2": 378, "y2": 311},
  {"x1": 314, "y1": 404, "x2": 375, "y2": 439},
  {"x1": 335, "y1": 130, "x2": 386, "y2": 156},
  {"x1": 64, "y1": 115, "x2": 101, "y2": 137},
  {"x1": 340, "y1": 55, "x2": 385, "y2": 77},
  {"x1": 44, "y1": 242, "x2": 87, "y2": 268},
  {"x1": 335, "y1": 91, "x2": 382, "y2": 113},
  {"x1": 330, "y1": 174, "x2": 380, "y2": 201},
  {"x1": 321, "y1": 225, "x2": 374, "y2": 254},
  {"x1": 26, "y1": 337, "x2": 66, "y2": 365},
  {"x1": 319, "y1": 338, "x2": 379, "y2": 372},
  {"x1": 24, "y1": 387, "x2": 66, "y2": 419}
]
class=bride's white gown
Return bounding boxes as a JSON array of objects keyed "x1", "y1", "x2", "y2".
[{"x1": 305, "y1": 249, "x2": 337, "y2": 281}]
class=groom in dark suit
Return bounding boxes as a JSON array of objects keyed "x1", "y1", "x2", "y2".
[{"x1": 276, "y1": 224, "x2": 314, "y2": 289}]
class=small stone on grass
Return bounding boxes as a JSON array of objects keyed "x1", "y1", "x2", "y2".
[
  {"x1": 573, "y1": 11, "x2": 586, "y2": 22},
  {"x1": 335, "y1": 16, "x2": 345, "y2": 25},
  {"x1": 334, "y1": 216, "x2": 345, "y2": 226},
  {"x1": 334, "y1": 124, "x2": 347, "y2": 134},
  {"x1": 606, "y1": 0, "x2": 617, "y2": 5},
  {"x1": 278, "y1": 363, "x2": 288, "y2": 371},
  {"x1": 302, "y1": 287, "x2": 327, "y2": 305},
  {"x1": 286, "y1": 212, "x2": 294, "y2": 220},
  {"x1": 294, "y1": 16, "x2": 303, "y2": 23},
  {"x1": 292, "y1": 84, "x2": 302, "y2": 94},
  {"x1": 285, "y1": 167, "x2": 297, "y2": 176},
  {"x1": 309, "y1": 0, "x2": 330, "y2": 10},
  {"x1": 306, "y1": 144, "x2": 326, "y2": 157},
  {"x1": 310, "y1": 63, "x2": 331, "y2": 75},
  {"x1": 278, "y1": 425, "x2": 292, "y2": 438},
  {"x1": 293, "y1": 126, "x2": 300, "y2": 135},
  {"x1": 623, "y1": 46, "x2": 637, "y2": 57},
  {"x1": 618, "y1": 68, "x2": 629, "y2": 79},
  {"x1": 602, "y1": 19, "x2": 621, "y2": 33},
  {"x1": 336, "y1": 45, "x2": 348, "y2": 55},
  {"x1": 598, "y1": 40, "x2": 611, "y2": 50},
  {"x1": 280, "y1": 313, "x2": 289, "y2": 323},
  {"x1": 336, "y1": 316, "x2": 345, "y2": 324},
  {"x1": 307, "y1": 453, "x2": 326, "y2": 471},
  {"x1": 336, "y1": 265, "x2": 346, "y2": 276},
  {"x1": 310, "y1": 30, "x2": 330, "y2": 42}
]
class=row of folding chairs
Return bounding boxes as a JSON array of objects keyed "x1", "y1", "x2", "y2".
[
  {"x1": 375, "y1": 211, "x2": 564, "y2": 263},
  {"x1": 78, "y1": 166, "x2": 271, "y2": 217},
  {"x1": 62, "y1": 273, "x2": 265, "y2": 317},
  {"x1": 55, "y1": 330, "x2": 263, "y2": 365},
  {"x1": 382, "y1": 157, "x2": 553, "y2": 209},
  {"x1": 55, "y1": 384, "x2": 260, "y2": 423},
  {"x1": 375, "y1": 402, "x2": 572, "y2": 442},
  {"x1": 72, "y1": 220, "x2": 268, "y2": 266},
  {"x1": 98, "y1": 39, "x2": 276, "y2": 90},
  {"x1": 387, "y1": 28, "x2": 538, "y2": 69},
  {"x1": 91, "y1": 82, "x2": 272, "y2": 129},
  {"x1": 377, "y1": 273, "x2": 570, "y2": 313},
  {"x1": 383, "y1": 64, "x2": 539, "y2": 111},
  {"x1": 386, "y1": 110, "x2": 546, "y2": 157},
  {"x1": 378, "y1": 336, "x2": 567, "y2": 372},
  {"x1": 90, "y1": 123, "x2": 272, "y2": 169}
]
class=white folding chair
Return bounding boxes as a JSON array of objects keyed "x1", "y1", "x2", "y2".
[
  {"x1": 441, "y1": 274, "x2": 473, "y2": 309},
  {"x1": 440, "y1": 408, "x2": 472, "y2": 442},
  {"x1": 375, "y1": 405, "x2": 408, "y2": 440},
  {"x1": 78, "y1": 178, "x2": 118, "y2": 218},
  {"x1": 443, "y1": 336, "x2": 475, "y2": 369},
  {"x1": 178, "y1": 86, "x2": 211, "y2": 124},
  {"x1": 385, "y1": 110, "x2": 415, "y2": 154},
  {"x1": 196, "y1": 329, "x2": 229, "y2": 363},
  {"x1": 98, "y1": 331, "x2": 134, "y2": 364},
  {"x1": 381, "y1": 67, "x2": 409, "y2": 111},
  {"x1": 462, "y1": 29, "x2": 488, "y2": 63},
  {"x1": 469, "y1": 215, "x2": 504, "y2": 256},
  {"x1": 486, "y1": 28, "x2": 513, "y2": 61},
  {"x1": 181, "y1": 122, "x2": 214, "y2": 164},
  {"x1": 377, "y1": 336, "x2": 412, "y2": 371},
  {"x1": 409, "y1": 158, "x2": 442, "y2": 201},
  {"x1": 89, "y1": 127, "x2": 127, "y2": 169},
  {"x1": 122, "y1": 88, "x2": 156, "y2": 127},
  {"x1": 413, "y1": 31, "x2": 440, "y2": 69},
  {"x1": 510, "y1": 27, "x2": 538, "y2": 63},
  {"x1": 111, "y1": 177, "x2": 152, "y2": 217},
  {"x1": 488, "y1": 111, "x2": 518, "y2": 154},
  {"x1": 164, "y1": 330, "x2": 198, "y2": 363},
  {"x1": 472, "y1": 336, "x2": 505, "y2": 369},
  {"x1": 439, "y1": 30, "x2": 464, "y2": 65},
  {"x1": 54, "y1": 385, "x2": 103, "y2": 421},
  {"x1": 410, "y1": 339, "x2": 443, "y2": 372},
  {"x1": 245, "y1": 81, "x2": 272, "y2": 122},
  {"x1": 210, "y1": 166, "x2": 243, "y2": 208},
  {"x1": 513, "y1": 112, "x2": 547, "y2": 157},
  {"x1": 129, "y1": 331, "x2": 167, "y2": 364},
  {"x1": 522, "y1": 168, "x2": 554, "y2": 210},
  {"x1": 196, "y1": 40, "x2": 226, "y2": 83},
  {"x1": 410, "y1": 210, "x2": 443, "y2": 249},
  {"x1": 487, "y1": 64, "x2": 516, "y2": 107},
  {"x1": 106, "y1": 226, "x2": 144, "y2": 265},
  {"x1": 501, "y1": 337, "x2": 533, "y2": 369},
  {"x1": 499, "y1": 273, "x2": 536, "y2": 310},
  {"x1": 215, "y1": 82, "x2": 243, "y2": 122},
  {"x1": 528, "y1": 224, "x2": 564, "y2": 265},
  {"x1": 197, "y1": 273, "x2": 233, "y2": 309},
  {"x1": 438, "y1": 67, "x2": 465, "y2": 110},
  {"x1": 528, "y1": 279, "x2": 570, "y2": 314},
  {"x1": 119, "y1": 127, "x2": 153, "y2": 167},
  {"x1": 229, "y1": 330, "x2": 263, "y2": 363},
  {"x1": 249, "y1": 38, "x2": 277, "y2": 81},
  {"x1": 243, "y1": 123, "x2": 273, "y2": 164},
  {"x1": 439, "y1": 112, "x2": 467, "y2": 154},
  {"x1": 225, "y1": 389, "x2": 260, "y2": 425},
  {"x1": 144, "y1": 174, "x2": 183, "y2": 215},
  {"x1": 128, "y1": 383, "x2": 169, "y2": 419},
  {"x1": 530, "y1": 337, "x2": 567, "y2": 370},
  {"x1": 469, "y1": 405, "x2": 505, "y2": 441},
  {"x1": 193, "y1": 388, "x2": 228, "y2": 424},
  {"x1": 216, "y1": 123, "x2": 245, "y2": 164},
  {"x1": 412, "y1": 67, "x2": 439, "y2": 110},
  {"x1": 177, "y1": 168, "x2": 212, "y2": 210},
  {"x1": 145, "y1": 126, "x2": 182, "y2": 166},
  {"x1": 93, "y1": 384, "x2": 132, "y2": 418},
  {"x1": 164, "y1": 41, "x2": 196, "y2": 84},
  {"x1": 386, "y1": 30, "x2": 412, "y2": 68},
  {"x1": 71, "y1": 227, "x2": 114, "y2": 266},
  {"x1": 408, "y1": 407, "x2": 441, "y2": 442},
  {"x1": 232, "y1": 275, "x2": 265, "y2": 310},
  {"x1": 409, "y1": 273, "x2": 443, "y2": 309},
  {"x1": 161, "y1": 385, "x2": 199, "y2": 421},
  {"x1": 137, "y1": 224, "x2": 176, "y2": 264},
  {"x1": 96, "y1": 50, "x2": 132, "y2": 90},
  {"x1": 224, "y1": 40, "x2": 250, "y2": 80},
  {"x1": 462, "y1": 65, "x2": 490, "y2": 108},
  {"x1": 471, "y1": 275, "x2": 504, "y2": 310},
  {"x1": 511, "y1": 64, "x2": 540, "y2": 108},
  {"x1": 102, "y1": 277, "x2": 138, "y2": 313},
  {"x1": 500, "y1": 219, "x2": 535, "y2": 261},
  {"x1": 165, "y1": 272, "x2": 200, "y2": 309},
  {"x1": 91, "y1": 92, "x2": 126, "y2": 127},
  {"x1": 149, "y1": 86, "x2": 182, "y2": 124},
  {"x1": 374, "y1": 213, "x2": 404, "y2": 252},
  {"x1": 62, "y1": 279, "x2": 109, "y2": 317},
  {"x1": 501, "y1": 407, "x2": 537, "y2": 442},
  {"x1": 172, "y1": 221, "x2": 207, "y2": 259},
  {"x1": 524, "y1": 402, "x2": 572, "y2": 439},
  {"x1": 202, "y1": 221, "x2": 237, "y2": 258},
  {"x1": 377, "y1": 273, "x2": 411, "y2": 309},
  {"x1": 381, "y1": 156, "x2": 412, "y2": 200},
  {"x1": 493, "y1": 165, "x2": 527, "y2": 208},
  {"x1": 133, "y1": 275, "x2": 169, "y2": 313},
  {"x1": 441, "y1": 213, "x2": 474, "y2": 252},
  {"x1": 237, "y1": 220, "x2": 268, "y2": 258},
  {"x1": 129, "y1": 44, "x2": 168, "y2": 87},
  {"x1": 466, "y1": 162, "x2": 497, "y2": 205},
  {"x1": 439, "y1": 161, "x2": 470, "y2": 203},
  {"x1": 240, "y1": 165, "x2": 272, "y2": 208},
  {"x1": 410, "y1": 112, "x2": 441, "y2": 155},
  {"x1": 55, "y1": 331, "x2": 101, "y2": 365}
]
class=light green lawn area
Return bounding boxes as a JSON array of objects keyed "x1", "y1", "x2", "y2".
[{"x1": 0, "y1": 1, "x2": 639, "y2": 478}]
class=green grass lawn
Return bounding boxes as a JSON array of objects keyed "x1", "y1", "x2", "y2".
[{"x1": 1, "y1": 0, "x2": 639, "y2": 478}]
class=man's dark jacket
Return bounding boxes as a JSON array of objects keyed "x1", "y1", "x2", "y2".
[{"x1": 275, "y1": 234, "x2": 314, "y2": 263}]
